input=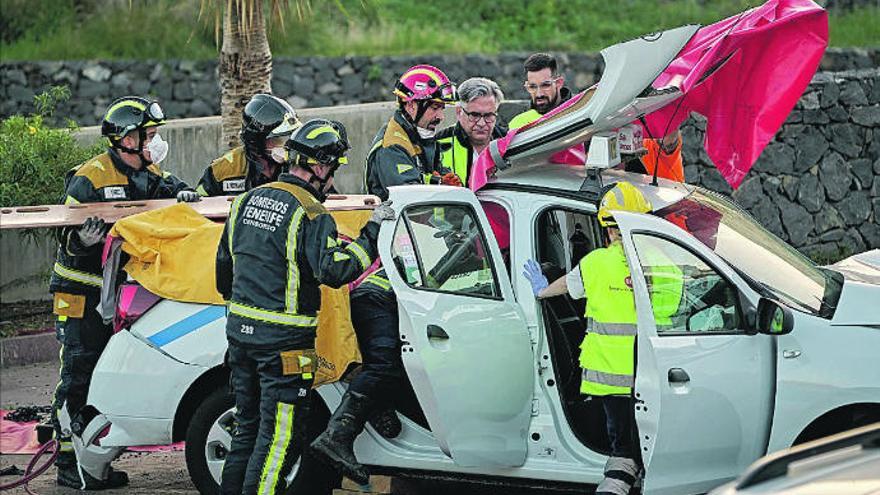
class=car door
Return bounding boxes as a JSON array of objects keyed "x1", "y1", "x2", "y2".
[
  {"x1": 379, "y1": 185, "x2": 534, "y2": 468},
  {"x1": 612, "y1": 211, "x2": 775, "y2": 495}
]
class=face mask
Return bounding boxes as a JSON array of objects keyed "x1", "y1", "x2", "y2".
[
  {"x1": 145, "y1": 133, "x2": 168, "y2": 164},
  {"x1": 269, "y1": 147, "x2": 289, "y2": 164},
  {"x1": 417, "y1": 126, "x2": 436, "y2": 140}
]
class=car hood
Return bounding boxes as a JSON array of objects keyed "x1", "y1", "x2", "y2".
[{"x1": 828, "y1": 250, "x2": 880, "y2": 326}]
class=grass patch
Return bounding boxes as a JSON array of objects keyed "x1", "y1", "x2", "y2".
[{"x1": 1, "y1": 0, "x2": 877, "y2": 61}]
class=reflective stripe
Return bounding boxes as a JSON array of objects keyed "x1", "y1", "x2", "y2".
[
  {"x1": 285, "y1": 207, "x2": 306, "y2": 313},
  {"x1": 228, "y1": 302, "x2": 317, "y2": 327},
  {"x1": 228, "y1": 194, "x2": 246, "y2": 266},
  {"x1": 589, "y1": 322, "x2": 638, "y2": 336},
  {"x1": 63, "y1": 195, "x2": 80, "y2": 205},
  {"x1": 196, "y1": 184, "x2": 209, "y2": 196},
  {"x1": 582, "y1": 369, "x2": 634, "y2": 388},
  {"x1": 345, "y1": 241, "x2": 370, "y2": 270},
  {"x1": 364, "y1": 274, "x2": 391, "y2": 290},
  {"x1": 258, "y1": 402, "x2": 295, "y2": 495},
  {"x1": 53, "y1": 262, "x2": 102, "y2": 287}
]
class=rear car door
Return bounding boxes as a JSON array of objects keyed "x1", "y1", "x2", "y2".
[
  {"x1": 612, "y1": 211, "x2": 775, "y2": 495},
  {"x1": 379, "y1": 185, "x2": 535, "y2": 468}
]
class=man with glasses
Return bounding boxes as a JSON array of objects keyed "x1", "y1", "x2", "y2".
[
  {"x1": 364, "y1": 64, "x2": 461, "y2": 201},
  {"x1": 509, "y1": 53, "x2": 573, "y2": 130},
  {"x1": 437, "y1": 77, "x2": 508, "y2": 187},
  {"x1": 511, "y1": 53, "x2": 685, "y2": 182},
  {"x1": 50, "y1": 96, "x2": 197, "y2": 489}
]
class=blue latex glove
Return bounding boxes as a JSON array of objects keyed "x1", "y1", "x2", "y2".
[{"x1": 522, "y1": 259, "x2": 549, "y2": 297}]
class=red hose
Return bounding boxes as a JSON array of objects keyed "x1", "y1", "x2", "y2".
[{"x1": 0, "y1": 439, "x2": 58, "y2": 494}]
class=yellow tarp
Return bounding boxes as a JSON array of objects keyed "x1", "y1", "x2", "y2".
[{"x1": 109, "y1": 203, "x2": 372, "y2": 385}]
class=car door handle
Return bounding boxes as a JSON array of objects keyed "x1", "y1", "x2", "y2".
[
  {"x1": 668, "y1": 368, "x2": 690, "y2": 384},
  {"x1": 782, "y1": 349, "x2": 801, "y2": 359},
  {"x1": 427, "y1": 325, "x2": 449, "y2": 340}
]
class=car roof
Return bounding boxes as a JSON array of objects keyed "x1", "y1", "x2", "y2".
[{"x1": 488, "y1": 161, "x2": 694, "y2": 213}]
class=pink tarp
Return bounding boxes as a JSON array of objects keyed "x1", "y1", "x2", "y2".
[
  {"x1": 0, "y1": 411, "x2": 184, "y2": 455},
  {"x1": 470, "y1": 0, "x2": 828, "y2": 192},
  {"x1": 641, "y1": 0, "x2": 827, "y2": 189}
]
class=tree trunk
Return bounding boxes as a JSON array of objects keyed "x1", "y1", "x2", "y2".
[{"x1": 219, "y1": 1, "x2": 273, "y2": 150}]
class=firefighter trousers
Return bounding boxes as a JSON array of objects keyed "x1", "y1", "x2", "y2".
[{"x1": 221, "y1": 341, "x2": 314, "y2": 495}]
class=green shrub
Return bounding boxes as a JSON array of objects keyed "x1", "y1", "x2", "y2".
[{"x1": 0, "y1": 86, "x2": 104, "y2": 207}]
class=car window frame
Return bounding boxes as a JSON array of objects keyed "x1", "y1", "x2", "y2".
[
  {"x1": 630, "y1": 230, "x2": 749, "y2": 337},
  {"x1": 392, "y1": 201, "x2": 505, "y2": 302}
]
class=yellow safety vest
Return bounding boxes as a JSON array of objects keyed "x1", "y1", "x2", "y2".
[
  {"x1": 579, "y1": 243, "x2": 638, "y2": 397},
  {"x1": 437, "y1": 134, "x2": 470, "y2": 186},
  {"x1": 578, "y1": 242, "x2": 684, "y2": 396},
  {"x1": 508, "y1": 109, "x2": 542, "y2": 130}
]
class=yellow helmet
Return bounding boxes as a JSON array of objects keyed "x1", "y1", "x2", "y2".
[{"x1": 597, "y1": 181, "x2": 652, "y2": 227}]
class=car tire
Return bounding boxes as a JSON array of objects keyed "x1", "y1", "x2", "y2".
[
  {"x1": 185, "y1": 387, "x2": 341, "y2": 495},
  {"x1": 185, "y1": 386, "x2": 235, "y2": 495}
]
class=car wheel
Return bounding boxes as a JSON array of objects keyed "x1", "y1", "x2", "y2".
[
  {"x1": 185, "y1": 387, "x2": 341, "y2": 495},
  {"x1": 185, "y1": 386, "x2": 235, "y2": 495}
]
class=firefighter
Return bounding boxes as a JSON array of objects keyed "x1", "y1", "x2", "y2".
[
  {"x1": 364, "y1": 64, "x2": 461, "y2": 201},
  {"x1": 196, "y1": 94, "x2": 301, "y2": 196},
  {"x1": 215, "y1": 118, "x2": 394, "y2": 495},
  {"x1": 50, "y1": 96, "x2": 197, "y2": 489},
  {"x1": 436, "y1": 77, "x2": 507, "y2": 187},
  {"x1": 523, "y1": 182, "x2": 682, "y2": 495}
]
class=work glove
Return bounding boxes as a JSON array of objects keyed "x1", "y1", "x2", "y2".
[
  {"x1": 370, "y1": 201, "x2": 395, "y2": 224},
  {"x1": 522, "y1": 259, "x2": 549, "y2": 297},
  {"x1": 440, "y1": 172, "x2": 462, "y2": 187},
  {"x1": 176, "y1": 190, "x2": 201, "y2": 203},
  {"x1": 77, "y1": 216, "x2": 108, "y2": 248}
]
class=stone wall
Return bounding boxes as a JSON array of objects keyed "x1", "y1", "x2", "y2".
[
  {"x1": 681, "y1": 68, "x2": 880, "y2": 263},
  {"x1": 1, "y1": 48, "x2": 877, "y2": 126}
]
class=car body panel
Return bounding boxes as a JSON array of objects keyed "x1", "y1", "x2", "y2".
[
  {"x1": 378, "y1": 185, "x2": 535, "y2": 468},
  {"x1": 128, "y1": 299, "x2": 227, "y2": 367},
  {"x1": 88, "y1": 329, "x2": 208, "y2": 446},
  {"x1": 767, "y1": 312, "x2": 880, "y2": 452},
  {"x1": 615, "y1": 211, "x2": 774, "y2": 495}
]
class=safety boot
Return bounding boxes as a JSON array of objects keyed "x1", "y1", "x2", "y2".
[
  {"x1": 310, "y1": 390, "x2": 372, "y2": 485},
  {"x1": 368, "y1": 407, "x2": 401, "y2": 439},
  {"x1": 55, "y1": 451, "x2": 129, "y2": 490}
]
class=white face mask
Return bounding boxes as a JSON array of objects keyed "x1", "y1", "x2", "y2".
[
  {"x1": 145, "y1": 133, "x2": 168, "y2": 164},
  {"x1": 417, "y1": 126, "x2": 436, "y2": 140},
  {"x1": 269, "y1": 147, "x2": 289, "y2": 165}
]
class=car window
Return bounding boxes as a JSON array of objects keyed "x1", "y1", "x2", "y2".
[
  {"x1": 391, "y1": 204, "x2": 500, "y2": 299},
  {"x1": 655, "y1": 189, "x2": 841, "y2": 316},
  {"x1": 633, "y1": 234, "x2": 742, "y2": 334}
]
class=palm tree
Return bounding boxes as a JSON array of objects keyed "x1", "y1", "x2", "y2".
[{"x1": 200, "y1": 0, "x2": 275, "y2": 148}]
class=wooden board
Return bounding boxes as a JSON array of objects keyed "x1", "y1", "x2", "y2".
[{"x1": 0, "y1": 194, "x2": 379, "y2": 230}]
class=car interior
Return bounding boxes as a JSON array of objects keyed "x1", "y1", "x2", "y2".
[{"x1": 534, "y1": 207, "x2": 615, "y2": 454}]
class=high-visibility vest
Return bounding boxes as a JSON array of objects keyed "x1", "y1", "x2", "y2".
[
  {"x1": 578, "y1": 242, "x2": 684, "y2": 396},
  {"x1": 437, "y1": 133, "x2": 471, "y2": 186},
  {"x1": 579, "y1": 243, "x2": 638, "y2": 397}
]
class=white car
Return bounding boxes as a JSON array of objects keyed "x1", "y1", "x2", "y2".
[
  {"x1": 709, "y1": 423, "x2": 880, "y2": 494},
  {"x1": 84, "y1": 26, "x2": 880, "y2": 495}
]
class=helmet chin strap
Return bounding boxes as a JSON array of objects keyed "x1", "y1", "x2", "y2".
[
  {"x1": 113, "y1": 128, "x2": 152, "y2": 167},
  {"x1": 299, "y1": 158, "x2": 338, "y2": 195}
]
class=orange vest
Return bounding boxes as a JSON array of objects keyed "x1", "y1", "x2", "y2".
[{"x1": 640, "y1": 138, "x2": 684, "y2": 182}]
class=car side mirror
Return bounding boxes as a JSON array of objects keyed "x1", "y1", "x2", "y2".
[{"x1": 756, "y1": 298, "x2": 794, "y2": 335}]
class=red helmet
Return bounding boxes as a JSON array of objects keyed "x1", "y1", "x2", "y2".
[{"x1": 393, "y1": 65, "x2": 456, "y2": 104}]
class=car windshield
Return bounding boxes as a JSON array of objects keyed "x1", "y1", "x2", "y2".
[{"x1": 655, "y1": 189, "x2": 840, "y2": 316}]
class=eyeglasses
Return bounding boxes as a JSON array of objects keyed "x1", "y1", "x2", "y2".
[
  {"x1": 461, "y1": 108, "x2": 498, "y2": 124},
  {"x1": 523, "y1": 78, "x2": 560, "y2": 94}
]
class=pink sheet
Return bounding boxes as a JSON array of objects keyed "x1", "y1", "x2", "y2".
[
  {"x1": 643, "y1": 0, "x2": 828, "y2": 189},
  {"x1": 0, "y1": 411, "x2": 184, "y2": 455},
  {"x1": 469, "y1": 0, "x2": 827, "y2": 192}
]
